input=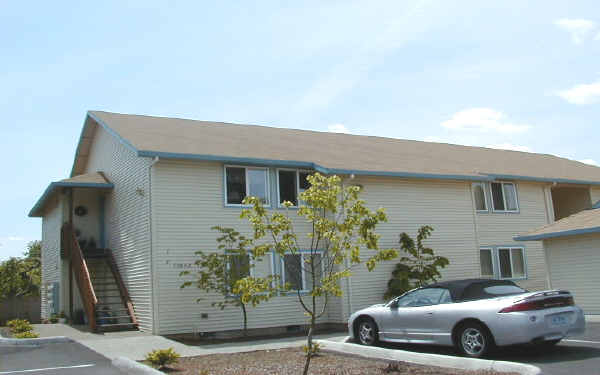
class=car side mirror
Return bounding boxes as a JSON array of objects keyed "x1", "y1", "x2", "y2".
[{"x1": 389, "y1": 300, "x2": 399, "y2": 309}]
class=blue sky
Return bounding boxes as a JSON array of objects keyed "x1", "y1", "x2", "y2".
[{"x1": 1, "y1": 1, "x2": 599, "y2": 260}]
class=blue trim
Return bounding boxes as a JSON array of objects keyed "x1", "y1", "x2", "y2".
[
  {"x1": 514, "y1": 226, "x2": 600, "y2": 241},
  {"x1": 99, "y1": 195, "x2": 106, "y2": 248},
  {"x1": 484, "y1": 173, "x2": 600, "y2": 186},
  {"x1": 70, "y1": 112, "x2": 139, "y2": 177},
  {"x1": 137, "y1": 150, "x2": 492, "y2": 182},
  {"x1": 29, "y1": 181, "x2": 114, "y2": 217}
]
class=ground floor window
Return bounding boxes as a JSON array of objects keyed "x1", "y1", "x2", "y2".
[
  {"x1": 479, "y1": 247, "x2": 526, "y2": 280},
  {"x1": 280, "y1": 252, "x2": 323, "y2": 292}
]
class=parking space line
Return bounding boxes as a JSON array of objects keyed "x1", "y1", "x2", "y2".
[
  {"x1": 0, "y1": 364, "x2": 95, "y2": 374},
  {"x1": 564, "y1": 339, "x2": 600, "y2": 344}
]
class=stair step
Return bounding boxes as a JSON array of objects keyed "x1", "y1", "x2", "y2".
[
  {"x1": 96, "y1": 303, "x2": 126, "y2": 308},
  {"x1": 95, "y1": 314, "x2": 132, "y2": 319},
  {"x1": 97, "y1": 323, "x2": 138, "y2": 332}
]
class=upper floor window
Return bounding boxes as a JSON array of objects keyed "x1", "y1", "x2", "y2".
[
  {"x1": 277, "y1": 169, "x2": 311, "y2": 207},
  {"x1": 491, "y1": 182, "x2": 518, "y2": 212},
  {"x1": 472, "y1": 183, "x2": 488, "y2": 211},
  {"x1": 225, "y1": 166, "x2": 269, "y2": 206}
]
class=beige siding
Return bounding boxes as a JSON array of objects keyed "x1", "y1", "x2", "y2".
[
  {"x1": 151, "y1": 160, "x2": 328, "y2": 335},
  {"x1": 343, "y1": 176, "x2": 480, "y2": 319},
  {"x1": 592, "y1": 187, "x2": 600, "y2": 205},
  {"x1": 84, "y1": 125, "x2": 154, "y2": 332},
  {"x1": 475, "y1": 182, "x2": 549, "y2": 291},
  {"x1": 545, "y1": 233, "x2": 600, "y2": 314},
  {"x1": 41, "y1": 196, "x2": 63, "y2": 319}
]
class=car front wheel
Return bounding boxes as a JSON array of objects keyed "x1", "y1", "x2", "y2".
[
  {"x1": 456, "y1": 323, "x2": 493, "y2": 358},
  {"x1": 356, "y1": 319, "x2": 379, "y2": 346}
]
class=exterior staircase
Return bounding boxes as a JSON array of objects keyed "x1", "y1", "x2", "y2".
[{"x1": 85, "y1": 250, "x2": 138, "y2": 332}]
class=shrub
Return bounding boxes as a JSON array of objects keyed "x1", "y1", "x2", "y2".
[
  {"x1": 302, "y1": 341, "x2": 322, "y2": 357},
  {"x1": 144, "y1": 348, "x2": 180, "y2": 369},
  {"x1": 13, "y1": 331, "x2": 39, "y2": 339},
  {"x1": 7, "y1": 319, "x2": 33, "y2": 334}
]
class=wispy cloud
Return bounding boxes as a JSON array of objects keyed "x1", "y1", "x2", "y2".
[
  {"x1": 327, "y1": 123, "x2": 350, "y2": 133},
  {"x1": 486, "y1": 143, "x2": 532, "y2": 152},
  {"x1": 441, "y1": 108, "x2": 531, "y2": 133},
  {"x1": 7, "y1": 236, "x2": 25, "y2": 241},
  {"x1": 556, "y1": 81, "x2": 600, "y2": 105},
  {"x1": 579, "y1": 159, "x2": 599, "y2": 166},
  {"x1": 555, "y1": 18, "x2": 597, "y2": 44}
]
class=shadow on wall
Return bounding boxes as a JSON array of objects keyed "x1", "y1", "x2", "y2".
[{"x1": 0, "y1": 296, "x2": 41, "y2": 325}]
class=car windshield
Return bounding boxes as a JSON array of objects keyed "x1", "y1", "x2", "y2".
[{"x1": 392, "y1": 288, "x2": 452, "y2": 307}]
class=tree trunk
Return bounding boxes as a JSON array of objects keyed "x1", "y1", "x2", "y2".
[
  {"x1": 241, "y1": 303, "x2": 248, "y2": 337},
  {"x1": 303, "y1": 319, "x2": 315, "y2": 375}
]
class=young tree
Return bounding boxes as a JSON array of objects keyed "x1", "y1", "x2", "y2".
[
  {"x1": 384, "y1": 225, "x2": 449, "y2": 300},
  {"x1": 180, "y1": 227, "x2": 277, "y2": 336},
  {"x1": 237, "y1": 173, "x2": 397, "y2": 375}
]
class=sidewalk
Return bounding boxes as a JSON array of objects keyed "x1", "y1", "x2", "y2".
[{"x1": 33, "y1": 324, "x2": 348, "y2": 361}]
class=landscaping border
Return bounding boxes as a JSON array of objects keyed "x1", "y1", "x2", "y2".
[
  {"x1": 0, "y1": 336, "x2": 72, "y2": 346},
  {"x1": 112, "y1": 357, "x2": 164, "y2": 375},
  {"x1": 316, "y1": 339, "x2": 542, "y2": 375}
]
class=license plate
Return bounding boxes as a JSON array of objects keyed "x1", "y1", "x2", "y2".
[{"x1": 550, "y1": 314, "x2": 569, "y2": 327}]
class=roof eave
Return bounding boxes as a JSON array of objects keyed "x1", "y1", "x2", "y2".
[
  {"x1": 514, "y1": 226, "x2": 600, "y2": 241},
  {"x1": 28, "y1": 181, "x2": 114, "y2": 218}
]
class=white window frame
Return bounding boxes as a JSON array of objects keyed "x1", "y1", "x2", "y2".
[
  {"x1": 224, "y1": 165, "x2": 270, "y2": 207},
  {"x1": 278, "y1": 251, "x2": 324, "y2": 292},
  {"x1": 276, "y1": 168, "x2": 312, "y2": 208},
  {"x1": 472, "y1": 182, "x2": 489, "y2": 212},
  {"x1": 496, "y1": 247, "x2": 526, "y2": 280},
  {"x1": 490, "y1": 182, "x2": 519, "y2": 213},
  {"x1": 479, "y1": 246, "x2": 527, "y2": 280}
]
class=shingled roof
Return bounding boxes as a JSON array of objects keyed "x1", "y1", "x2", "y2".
[
  {"x1": 69, "y1": 110, "x2": 600, "y2": 185},
  {"x1": 514, "y1": 208, "x2": 600, "y2": 241}
]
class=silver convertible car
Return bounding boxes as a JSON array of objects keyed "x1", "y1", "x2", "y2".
[{"x1": 348, "y1": 279, "x2": 585, "y2": 357}]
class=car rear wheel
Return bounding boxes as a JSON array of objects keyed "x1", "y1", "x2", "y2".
[
  {"x1": 356, "y1": 318, "x2": 379, "y2": 346},
  {"x1": 456, "y1": 323, "x2": 493, "y2": 358}
]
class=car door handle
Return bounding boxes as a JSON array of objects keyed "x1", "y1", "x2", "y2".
[{"x1": 426, "y1": 312, "x2": 434, "y2": 315}]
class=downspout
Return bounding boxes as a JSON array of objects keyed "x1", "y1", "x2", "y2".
[
  {"x1": 342, "y1": 175, "x2": 354, "y2": 320},
  {"x1": 149, "y1": 156, "x2": 160, "y2": 334}
]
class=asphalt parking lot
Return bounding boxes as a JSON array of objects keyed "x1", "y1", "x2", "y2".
[
  {"x1": 0, "y1": 340, "x2": 125, "y2": 375},
  {"x1": 379, "y1": 322, "x2": 600, "y2": 375}
]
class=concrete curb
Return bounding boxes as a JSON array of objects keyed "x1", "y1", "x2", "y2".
[
  {"x1": 112, "y1": 357, "x2": 164, "y2": 375},
  {"x1": 0, "y1": 336, "x2": 72, "y2": 346},
  {"x1": 316, "y1": 340, "x2": 542, "y2": 375}
]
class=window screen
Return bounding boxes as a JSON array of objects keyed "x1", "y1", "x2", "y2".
[
  {"x1": 511, "y1": 248, "x2": 525, "y2": 277},
  {"x1": 503, "y1": 183, "x2": 518, "y2": 211},
  {"x1": 228, "y1": 254, "x2": 250, "y2": 285},
  {"x1": 283, "y1": 254, "x2": 303, "y2": 290},
  {"x1": 473, "y1": 183, "x2": 487, "y2": 211},
  {"x1": 247, "y1": 169, "x2": 269, "y2": 204},
  {"x1": 480, "y1": 249, "x2": 494, "y2": 277},
  {"x1": 226, "y1": 167, "x2": 246, "y2": 204},
  {"x1": 278, "y1": 170, "x2": 298, "y2": 205}
]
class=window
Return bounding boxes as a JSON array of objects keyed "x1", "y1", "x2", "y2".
[
  {"x1": 392, "y1": 288, "x2": 451, "y2": 307},
  {"x1": 225, "y1": 166, "x2": 269, "y2": 206},
  {"x1": 277, "y1": 169, "x2": 312, "y2": 206},
  {"x1": 479, "y1": 248, "x2": 494, "y2": 278},
  {"x1": 491, "y1": 182, "x2": 518, "y2": 212},
  {"x1": 498, "y1": 247, "x2": 525, "y2": 279},
  {"x1": 226, "y1": 253, "x2": 251, "y2": 292},
  {"x1": 479, "y1": 247, "x2": 526, "y2": 280},
  {"x1": 280, "y1": 252, "x2": 323, "y2": 291},
  {"x1": 473, "y1": 183, "x2": 488, "y2": 211}
]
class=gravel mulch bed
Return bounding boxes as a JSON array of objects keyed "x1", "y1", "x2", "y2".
[{"x1": 148, "y1": 347, "x2": 519, "y2": 375}]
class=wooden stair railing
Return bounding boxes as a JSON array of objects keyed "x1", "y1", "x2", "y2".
[
  {"x1": 105, "y1": 249, "x2": 138, "y2": 328},
  {"x1": 62, "y1": 224, "x2": 98, "y2": 331}
]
